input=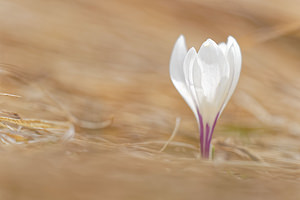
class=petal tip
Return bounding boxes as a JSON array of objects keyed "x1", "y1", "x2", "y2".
[
  {"x1": 188, "y1": 47, "x2": 197, "y2": 53},
  {"x1": 176, "y1": 34, "x2": 186, "y2": 45},
  {"x1": 202, "y1": 38, "x2": 218, "y2": 48},
  {"x1": 227, "y1": 35, "x2": 235, "y2": 40},
  {"x1": 227, "y1": 36, "x2": 239, "y2": 46}
]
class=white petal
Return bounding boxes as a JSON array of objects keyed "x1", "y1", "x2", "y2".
[
  {"x1": 182, "y1": 48, "x2": 199, "y2": 120},
  {"x1": 183, "y1": 47, "x2": 197, "y2": 88},
  {"x1": 220, "y1": 36, "x2": 242, "y2": 113},
  {"x1": 218, "y1": 42, "x2": 227, "y2": 55},
  {"x1": 198, "y1": 39, "x2": 230, "y2": 103},
  {"x1": 170, "y1": 36, "x2": 198, "y2": 119},
  {"x1": 191, "y1": 56, "x2": 206, "y2": 116},
  {"x1": 170, "y1": 35, "x2": 187, "y2": 84}
]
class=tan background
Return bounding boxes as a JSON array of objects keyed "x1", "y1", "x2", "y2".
[{"x1": 0, "y1": 0, "x2": 300, "y2": 199}]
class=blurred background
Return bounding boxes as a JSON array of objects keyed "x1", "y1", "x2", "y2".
[{"x1": 0, "y1": 0, "x2": 299, "y2": 199}]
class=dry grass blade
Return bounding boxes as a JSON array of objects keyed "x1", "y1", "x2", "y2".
[
  {"x1": 0, "y1": 117, "x2": 68, "y2": 130},
  {"x1": 160, "y1": 117, "x2": 181, "y2": 152},
  {"x1": 0, "y1": 93, "x2": 21, "y2": 98}
]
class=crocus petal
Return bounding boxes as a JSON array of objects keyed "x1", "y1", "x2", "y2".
[
  {"x1": 220, "y1": 36, "x2": 242, "y2": 114},
  {"x1": 170, "y1": 35, "x2": 187, "y2": 83},
  {"x1": 182, "y1": 47, "x2": 201, "y2": 121},
  {"x1": 198, "y1": 39, "x2": 230, "y2": 103},
  {"x1": 218, "y1": 42, "x2": 227, "y2": 55},
  {"x1": 183, "y1": 47, "x2": 197, "y2": 89},
  {"x1": 195, "y1": 39, "x2": 231, "y2": 127},
  {"x1": 170, "y1": 36, "x2": 198, "y2": 120}
]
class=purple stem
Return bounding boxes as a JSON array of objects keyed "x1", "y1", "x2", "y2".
[
  {"x1": 198, "y1": 112, "x2": 220, "y2": 159},
  {"x1": 197, "y1": 110, "x2": 204, "y2": 157},
  {"x1": 208, "y1": 112, "x2": 220, "y2": 147},
  {"x1": 204, "y1": 123, "x2": 210, "y2": 158}
]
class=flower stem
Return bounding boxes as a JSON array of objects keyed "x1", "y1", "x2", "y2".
[{"x1": 198, "y1": 113, "x2": 220, "y2": 159}]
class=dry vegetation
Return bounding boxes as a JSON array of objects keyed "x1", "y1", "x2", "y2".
[{"x1": 0, "y1": 0, "x2": 300, "y2": 199}]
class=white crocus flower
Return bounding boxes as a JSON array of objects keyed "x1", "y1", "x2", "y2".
[{"x1": 170, "y1": 35, "x2": 242, "y2": 159}]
